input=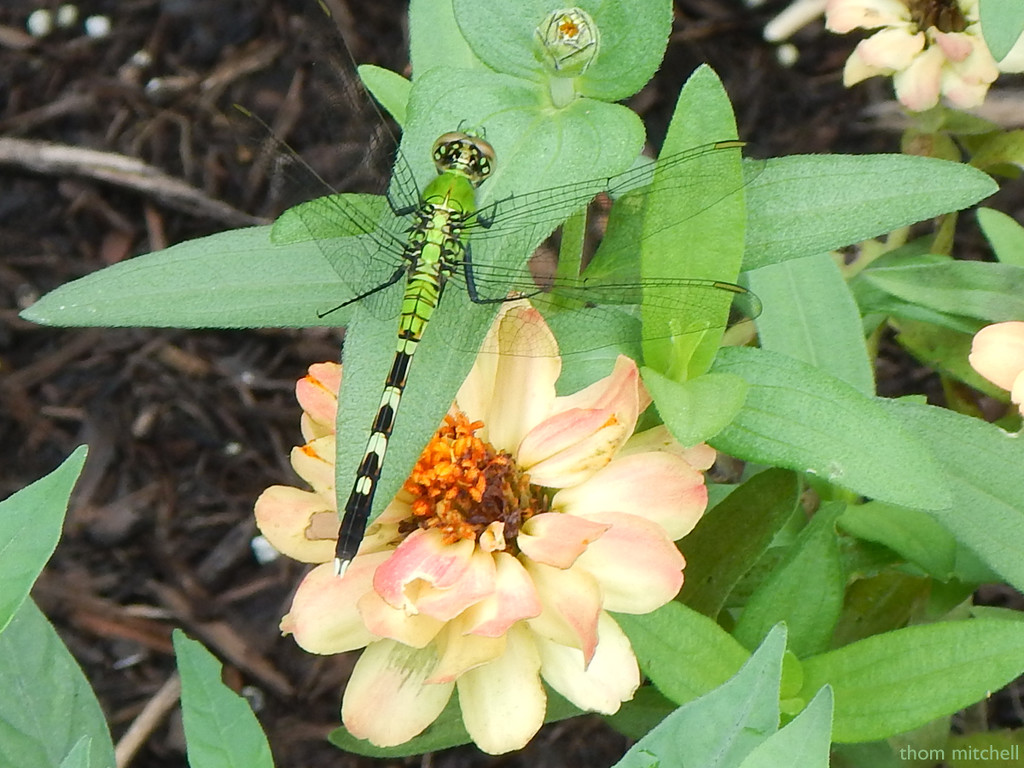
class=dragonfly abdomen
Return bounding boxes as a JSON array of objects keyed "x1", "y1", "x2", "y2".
[
  {"x1": 334, "y1": 208, "x2": 467, "y2": 575},
  {"x1": 334, "y1": 132, "x2": 495, "y2": 577}
]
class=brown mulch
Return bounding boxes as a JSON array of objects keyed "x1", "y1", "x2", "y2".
[{"x1": 2, "y1": 1, "x2": 1022, "y2": 766}]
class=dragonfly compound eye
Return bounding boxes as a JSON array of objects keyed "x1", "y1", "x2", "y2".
[{"x1": 432, "y1": 131, "x2": 495, "y2": 187}]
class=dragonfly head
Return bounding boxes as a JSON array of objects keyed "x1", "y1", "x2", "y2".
[{"x1": 432, "y1": 131, "x2": 495, "y2": 187}]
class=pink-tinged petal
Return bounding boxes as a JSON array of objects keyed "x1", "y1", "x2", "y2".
[
  {"x1": 519, "y1": 407, "x2": 628, "y2": 487},
  {"x1": 410, "y1": 547, "x2": 497, "y2": 622},
  {"x1": 296, "y1": 362, "x2": 341, "y2": 433},
  {"x1": 537, "y1": 613, "x2": 640, "y2": 713},
  {"x1": 523, "y1": 560, "x2": 601, "y2": 663},
  {"x1": 893, "y1": 45, "x2": 944, "y2": 110},
  {"x1": 254, "y1": 485, "x2": 336, "y2": 563},
  {"x1": 341, "y1": 639, "x2": 453, "y2": 747},
  {"x1": 280, "y1": 558, "x2": 382, "y2": 653},
  {"x1": 428, "y1": 620, "x2": 507, "y2": 683},
  {"x1": 289, "y1": 437, "x2": 336, "y2": 499},
  {"x1": 941, "y1": 73, "x2": 991, "y2": 108},
  {"x1": 357, "y1": 587, "x2": 445, "y2": 648},
  {"x1": 573, "y1": 511, "x2": 685, "y2": 613},
  {"x1": 461, "y1": 552, "x2": 542, "y2": 637},
  {"x1": 970, "y1": 322, "x2": 1024, "y2": 391},
  {"x1": 460, "y1": 303, "x2": 560, "y2": 453},
  {"x1": 942, "y1": 44, "x2": 1000, "y2": 107},
  {"x1": 552, "y1": 451, "x2": 708, "y2": 540},
  {"x1": 856, "y1": 27, "x2": 925, "y2": 70},
  {"x1": 680, "y1": 442, "x2": 716, "y2": 470},
  {"x1": 825, "y1": 0, "x2": 909, "y2": 32},
  {"x1": 553, "y1": 356, "x2": 644, "y2": 424},
  {"x1": 618, "y1": 425, "x2": 718, "y2": 471},
  {"x1": 932, "y1": 30, "x2": 974, "y2": 62},
  {"x1": 457, "y1": 623, "x2": 545, "y2": 755},
  {"x1": 373, "y1": 529, "x2": 476, "y2": 609},
  {"x1": 517, "y1": 512, "x2": 611, "y2": 568}
]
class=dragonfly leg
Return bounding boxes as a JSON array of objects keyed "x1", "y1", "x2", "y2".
[{"x1": 316, "y1": 265, "x2": 407, "y2": 318}]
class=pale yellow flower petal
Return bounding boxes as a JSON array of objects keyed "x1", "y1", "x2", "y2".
[
  {"x1": 970, "y1": 322, "x2": 1024, "y2": 390},
  {"x1": 356, "y1": 586, "x2": 446, "y2": 648},
  {"x1": 537, "y1": 613, "x2": 639, "y2": 713},
  {"x1": 280, "y1": 559, "x2": 381, "y2": 654},
  {"x1": 342, "y1": 639, "x2": 453, "y2": 747},
  {"x1": 573, "y1": 511, "x2": 685, "y2": 613},
  {"x1": 552, "y1": 451, "x2": 708, "y2": 540},
  {"x1": 253, "y1": 485, "x2": 336, "y2": 563},
  {"x1": 825, "y1": 0, "x2": 910, "y2": 33},
  {"x1": 893, "y1": 43, "x2": 945, "y2": 110},
  {"x1": 457, "y1": 623, "x2": 545, "y2": 755},
  {"x1": 429, "y1": 620, "x2": 507, "y2": 683},
  {"x1": 458, "y1": 302, "x2": 559, "y2": 452},
  {"x1": 289, "y1": 437, "x2": 336, "y2": 499}
]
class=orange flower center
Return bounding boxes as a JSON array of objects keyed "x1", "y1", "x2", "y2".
[
  {"x1": 399, "y1": 410, "x2": 547, "y2": 549},
  {"x1": 909, "y1": 0, "x2": 966, "y2": 33}
]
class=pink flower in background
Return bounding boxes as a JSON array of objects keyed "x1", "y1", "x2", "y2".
[
  {"x1": 969, "y1": 321, "x2": 1024, "y2": 417},
  {"x1": 825, "y1": 0, "x2": 1023, "y2": 111},
  {"x1": 254, "y1": 301, "x2": 714, "y2": 754}
]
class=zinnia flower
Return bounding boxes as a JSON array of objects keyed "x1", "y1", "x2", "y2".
[
  {"x1": 825, "y1": 0, "x2": 1024, "y2": 111},
  {"x1": 254, "y1": 301, "x2": 714, "y2": 754},
  {"x1": 969, "y1": 321, "x2": 1024, "y2": 417}
]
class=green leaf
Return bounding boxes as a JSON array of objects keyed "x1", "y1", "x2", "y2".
[
  {"x1": 272, "y1": 194, "x2": 390, "y2": 242},
  {"x1": 0, "y1": 600, "x2": 115, "y2": 768},
  {"x1": 970, "y1": 130, "x2": 1024, "y2": 174},
  {"x1": 357, "y1": 65, "x2": 411, "y2": 127},
  {"x1": 880, "y1": 399, "x2": 1024, "y2": 591},
  {"x1": 890, "y1": 319, "x2": 1003, "y2": 399},
  {"x1": 452, "y1": 0, "x2": 672, "y2": 102},
  {"x1": 800, "y1": 619, "x2": 1024, "y2": 742},
  {"x1": 733, "y1": 503, "x2": 846, "y2": 658},
  {"x1": 57, "y1": 738, "x2": 92, "y2": 768},
  {"x1": 409, "y1": 0, "x2": 483, "y2": 75},
  {"x1": 747, "y1": 254, "x2": 874, "y2": 395},
  {"x1": 0, "y1": 446, "x2": 86, "y2": 633},
  {"x1": 174, "y1": 630, "x2": 273, "y2": 768},
  {"x1": 709, "y1": 347, "x2": 952, "y2": 512},
  {"x1": 980, "y1": 0, "x2": 1024, "y2": 59},
  {"x1": 737, "y1": 687, "x2": 833, "y2": 768},
  {"x1": 838, "y1": 502, "x2": 959, "y2": 581},
  {"x1": 612, "y1": 625, "x2": 786, "y2": 768},
  {"x1": 830, "y1": 572, "x2": 933, "y2": 649},
  {"x1": 641, "y1": 65, "x2": 746, "y2": 378},
  {"x1": 615, "y1": 602, "x2": 750, "y2": 705},
  {"x1": 643, "y1": 368, "x2": 748, "y2": 445},
  {"x1": 20, "y1": 226, "x2": 351, "y2": 329},
  {"x1": 743, "y1": 155, "x2": 997, "y2": 270},
  {"x1": 603, "y1": 686, "x2": 677, "y2": 740},
  {"x1": 678, "y1": 469, "x2": 801, "y2": 618},
  {"x1": 862, "y1": 261, "x2": 1024, "y2": 323},
  {"x1": 978, "y1": 206, "x2": 1024, "y2": 266}
]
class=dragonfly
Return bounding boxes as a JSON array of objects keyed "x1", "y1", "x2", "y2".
[{"x1": 258, "y1": 10, "x2": 762, "y2": 577}]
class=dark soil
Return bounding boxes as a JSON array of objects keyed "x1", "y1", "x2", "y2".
[{"x1": 1, "y1": 1, "x2": 1022, "y2": 766}]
